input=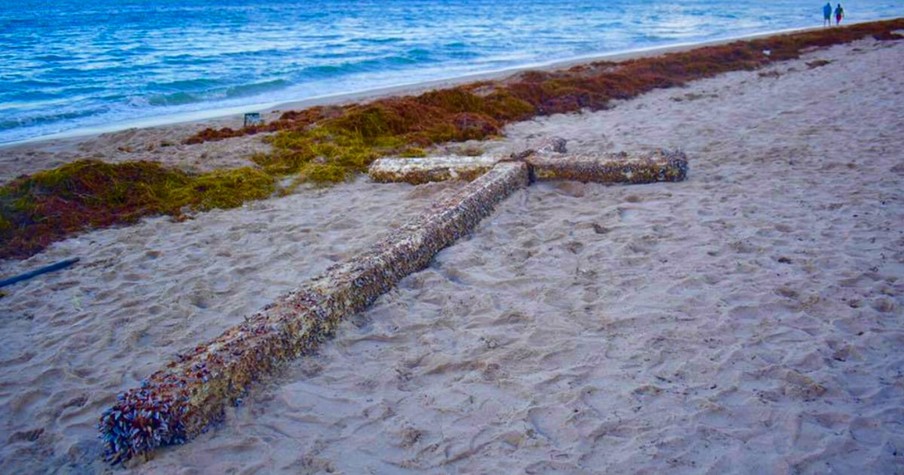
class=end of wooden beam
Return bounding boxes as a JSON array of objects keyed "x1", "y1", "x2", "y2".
[{"x1": 526, "y1": 149, "x2": 688, "y2": 184}]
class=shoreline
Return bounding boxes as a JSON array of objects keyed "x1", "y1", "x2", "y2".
[
  {"x1": 3, "y1": 18, "x2": 897, "y2": 151},
  {"x1": 2, "y1": 19, "x2": 902, "y2": 261}
]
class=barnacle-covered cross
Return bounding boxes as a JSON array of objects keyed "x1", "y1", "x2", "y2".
[{"x1": 98, "y1": 139, "x2": 688, "y2": 465}]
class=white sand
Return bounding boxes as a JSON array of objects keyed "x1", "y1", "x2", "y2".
[{"x1": 1, "y1": 37, "x2": 902, "y2": 473}]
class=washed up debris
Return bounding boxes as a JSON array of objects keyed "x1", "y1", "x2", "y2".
[
  {"x1": 525, "y1": 149, "x2": 688, "y2": 184},
  {"x1": 369, "y1": 148, "x2": 687, "y2": 185},
  {"x1": 0, "y1": 257, "x2": 80, "y2": 289},
  {"x1": 369, "y1": 155, "x2": 499, "y2": 184},
  {"x1": 98, "y1": 162, "x2": 530, "y2": 465}
]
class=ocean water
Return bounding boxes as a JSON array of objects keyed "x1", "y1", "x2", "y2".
[{"x1": 0, "y1": 0, "x2": 900, "y2": 145}]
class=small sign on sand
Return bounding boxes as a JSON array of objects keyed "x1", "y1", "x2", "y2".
[{"x1": 243, "y1": 112, "x2": 262, "y2": 127}]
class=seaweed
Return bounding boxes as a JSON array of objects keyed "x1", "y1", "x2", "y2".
[
  {"x1": 3, "y1": 19, "x2": 902, "y2": 260},
  {"x1": 0, "y1": 161, "x2": 274, "y2": 259}
]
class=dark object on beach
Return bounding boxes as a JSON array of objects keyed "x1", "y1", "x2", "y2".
[
  {"x1": 243, "y1": 112, "x2": 262, "y2": 127},
  {"x1": 0, "y1": 257, "x2": 80, "y2": 288}
]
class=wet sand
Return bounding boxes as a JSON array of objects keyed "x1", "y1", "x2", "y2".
[{"x1": 1, "y1": 37, "x2": 903, "y2": 473}]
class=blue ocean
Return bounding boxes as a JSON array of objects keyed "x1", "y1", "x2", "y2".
[{"x1": 0, "y1": 0, "x2": 900, "y2": 145}]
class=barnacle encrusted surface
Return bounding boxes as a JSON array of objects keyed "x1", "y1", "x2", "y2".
[
  {"x1": 369, "y1": 149, "x2": 687, "y2": 185},
  {"x1": 369, "y1": 155, "x2": 501, "y2": 184},
  {"x1": 525, "y1": 149, "x2": 688, "y2": 184},
  {"x1": 98, "y1": 162, "x2": 530, "y2": 464}
]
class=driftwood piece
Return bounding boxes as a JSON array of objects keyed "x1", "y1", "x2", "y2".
[
  {"x1": 369, "y1": 155, "x2": 500, "y2": 184},
  {"x1": 0, "y1": 258, "x2": 80, "y2": 288},
  {"x1": 370, "y1": 149, "x2": 688, "y2": 185},
  {"x1": 98, "y1": 162, "x2": 530, "y2": 464},
  {"x1": 525, "y1": 149, "x2": 688, "y2": 184}
]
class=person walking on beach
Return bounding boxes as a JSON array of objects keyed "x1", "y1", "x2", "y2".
[
  {"x1": 835, "y1": 3, "x2": 844, "y2": 25},
  {"x1": 823, "y1": 2, "x2": 833, "y2": 26}
]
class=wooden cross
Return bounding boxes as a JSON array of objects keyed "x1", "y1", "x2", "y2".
[{"x1": 98, "y1": 140, "x2": 688, "y2": 464}]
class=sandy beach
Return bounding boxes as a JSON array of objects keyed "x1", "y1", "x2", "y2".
[{"x1": 1, "y1": 33, "x2": 903, "y2": 474}]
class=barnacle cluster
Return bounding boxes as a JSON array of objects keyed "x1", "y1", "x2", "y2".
[
  {"x1": 99, "y1": 376, "x2": 190, "y2": 465},
  {"x1": 0, "y1": 161, "x2": 275, "y2": 259},
  {"x1": 98, "y1": 162, "x2": 530, "y2": 464}
]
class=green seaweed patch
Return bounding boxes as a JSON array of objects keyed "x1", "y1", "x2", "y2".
[
  {"x1": 297, "y1": 163, "x2": 352, "y2": 184},
  {"x1": 0, "y1": 160, "x2": 275, "y2": 259},
  {"x1": 172, "y1": 167, "x2": 274, "y2": 210}
]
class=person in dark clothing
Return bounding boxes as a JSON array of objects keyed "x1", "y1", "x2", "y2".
[
  {"x1": 835, "y1": 3, "x2": 845, "y2": 25},
  {"x1": 823, "y1": 2, "x2": 833, "y2": 26}
]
